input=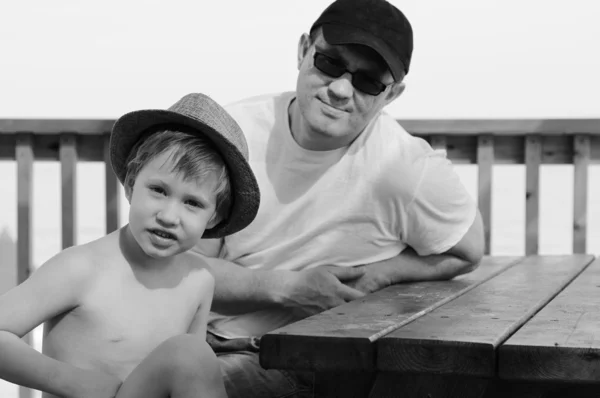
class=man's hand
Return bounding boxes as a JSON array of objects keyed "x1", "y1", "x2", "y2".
[
  {"x1": 345, "y1": 264, "x2": 394, "y2": 294},
  {"x1": 282, "y1": 266, "x2": 366, "y2": 318}
]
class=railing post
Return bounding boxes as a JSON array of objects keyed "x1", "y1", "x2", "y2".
[
  {"x1": 477, "y1": 135, "x2": 494, "y2": 255},
  {"x1": 104, "y1": 134, "x2": 120, "y2": 233},
  {"x1": 16, "y1": 133, "x2": 34, "y2": 398},
  {"x1": 430, "y1": 135, "x2": 447, "y2": 151},
  {"x1": 525, "y1": 135, "x2": 542, "y2": 255},
  {"x1": 60, "y1": 134, "x2": 78, "y2": 249},
  {"x1": 573, "y1": 134, "x2": 590, "y2": 254}
]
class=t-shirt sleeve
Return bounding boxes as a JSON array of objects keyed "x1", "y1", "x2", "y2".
[{"x1": 401, "y1": 150, "x2": 477, "y2": 256}]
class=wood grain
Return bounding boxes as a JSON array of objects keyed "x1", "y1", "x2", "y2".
[
  {"x1": 104, "y1": 134, "x2": 120, "y2": 234},
  {"x1": 376, "y1": 255, "x2": 594, "y2": 377},
  {"x1": 572, "y1": 134, "x2": 590, "y2": 253},
  {"x1": 60, "y1": 134, "x2": 78, "y2": 249},
  {"x1": 3, "y1": 118, "x2": 599, "y2": 136},
  {"x1": 16, "y1": 134, "x2": 34, "y2": 398},
  {"x1": 525, "y1": 136, "x2": 541, "y2": 255},
  {"x1": 477, "y1": 135, "x2": 494, "y2": 254},
  {"x1": 499, "y1": 258, "x2": 600, "y2": 382},
  {"x1": 260, "y1": 256, "x2": 521, "y2": 372}
]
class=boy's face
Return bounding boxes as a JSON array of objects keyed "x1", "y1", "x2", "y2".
[{"x1": 127, "y1": 147, "x2": 220, "y2": 259}]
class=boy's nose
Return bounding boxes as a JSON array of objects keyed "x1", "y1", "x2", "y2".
[{"x1": 156, "y1": 203, "x2": 180, "y2": 226}]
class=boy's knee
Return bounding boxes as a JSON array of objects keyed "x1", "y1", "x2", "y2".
[{"x1": 160, "y1": 334, "x2": 221, "y2": 382}]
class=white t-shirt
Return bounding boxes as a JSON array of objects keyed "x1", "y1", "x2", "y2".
[{"x1": 208, "y1": 92, "x2": 476, "y2": 338}]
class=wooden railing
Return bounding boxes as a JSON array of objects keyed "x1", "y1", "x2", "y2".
[{"x1": 0, "y1": 118, "x2": 599, "y2": 396}]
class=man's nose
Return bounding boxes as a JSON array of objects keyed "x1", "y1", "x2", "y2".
[
  {"x1": 327, "y1": 73, "x2": 354, "y2": 99},
  {"x1": 156, "y1": 201, "x2": 180, "y2": 226}
]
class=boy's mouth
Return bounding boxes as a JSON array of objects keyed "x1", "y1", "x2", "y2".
[{"x1": 149, "y1": 229, "x2": 177, "y2": 240}]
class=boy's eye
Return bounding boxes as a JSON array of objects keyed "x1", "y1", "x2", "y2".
[
  {"x1": 150, "y1": 186, "x2": 166, "y2": 195},
  {"x1": 185, "y1": 200, "x2": 203, "y2": 209}
]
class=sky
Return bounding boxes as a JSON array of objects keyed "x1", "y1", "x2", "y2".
[{"x1": 1, "y1": 0, "x2": 599, "y2": 119}]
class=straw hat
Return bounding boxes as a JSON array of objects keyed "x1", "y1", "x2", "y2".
[{"x1": 110, "y1": 93, "x2": 260, "y2": 238}]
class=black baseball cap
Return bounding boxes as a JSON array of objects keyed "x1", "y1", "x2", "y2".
[{"x1": 310, "y1": 0, "x2": 413, "y2": 80}]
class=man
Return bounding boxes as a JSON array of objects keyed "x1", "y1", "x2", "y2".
[{"x1": 196, "y1": 0, "x2": 484, "y2": 396}]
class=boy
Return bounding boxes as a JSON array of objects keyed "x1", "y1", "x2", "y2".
[{"x1": 0, "y1": 93, "x2": 260, "y2": 398}]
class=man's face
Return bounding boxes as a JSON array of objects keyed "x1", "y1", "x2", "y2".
[
  {"x1": 294, "y1": 31, "x2": 404, "y2": 150},
  {"x1": 127, "y1": 148, "x2": 219, "y2": 259}
]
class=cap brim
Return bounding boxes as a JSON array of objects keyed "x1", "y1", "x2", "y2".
[
  {"x1": 321, "y1": 24, "x2": 405, "y2": 80},
  {"x1": 110, "y1": 109, "x2": 260, "y2": 239}
]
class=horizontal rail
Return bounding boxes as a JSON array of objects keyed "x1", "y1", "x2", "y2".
[
  {"x1": 2, "y1": 118, "x2": 600, "y2": 135},
  {"x1": 2, "y1": 133, "x2": 600, "y2": 164}
]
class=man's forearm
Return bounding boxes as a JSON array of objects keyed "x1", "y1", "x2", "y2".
[
  {"x1": 369, "y1": 248, "x2": 480, "y2": 285},
  {"x1": 204, "y1": 256, "x2": 291, "y2": 315}
]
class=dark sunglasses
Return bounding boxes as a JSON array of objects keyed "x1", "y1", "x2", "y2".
[{"x1": 313, "y1": 52, "x2": 390, "y2": 96}]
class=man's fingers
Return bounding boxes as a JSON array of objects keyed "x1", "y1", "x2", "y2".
[
  {"x1": 337, "y1": 284, "x2": 366, "y2": 302},
  {"x1": 327, "y1": 266, "x2": 365, "y2": 282}
]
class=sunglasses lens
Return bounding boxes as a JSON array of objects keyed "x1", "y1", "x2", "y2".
[
  {"x1": 353, "y1": 74, "x2": 386, "y2": 96},
  {"x1": 313, "y1": 52, "x2": 387, "y2": 96},
  {"x1": 314, "y1": 53, "x2": 345, "y2": 78}
]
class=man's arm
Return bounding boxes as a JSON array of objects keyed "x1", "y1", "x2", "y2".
[
  {"x1": 193, "y1": 240, "x2": 365, "y2": 316},
  {"x1": 349, "y1": 210, "x2": 485, "y2": 293}
]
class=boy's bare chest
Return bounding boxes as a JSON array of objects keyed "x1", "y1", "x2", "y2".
[{"x1": 74, "y1": 272, "x2": 203, "y2": 350}]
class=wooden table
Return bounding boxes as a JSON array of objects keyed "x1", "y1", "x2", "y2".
[{"x1": 260, "y1": 255, "x2": 600, "y2": 397}]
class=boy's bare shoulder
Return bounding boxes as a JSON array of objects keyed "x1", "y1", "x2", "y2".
[
  {"x1": 181, "y1": 250, "x2": 214, "y2": 272},
  {"x1": 42, "y1": 233, "x2": 117, "y2": 277},
  {"x1": 180, "y1": 251, "x2": 216, "y2": 288}
]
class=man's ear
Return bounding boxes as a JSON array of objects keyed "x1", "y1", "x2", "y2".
[
  {"x1": 297, "y1": 33, "x2": 312, "y2": 70},
  {"x1": 383, "y1": 81, "x2": 406, "y2": 105}
]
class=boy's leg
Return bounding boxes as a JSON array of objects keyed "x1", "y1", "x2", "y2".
[
  {"x1": 207, "y1": 331, "x2": 314, "y2": 398},
  {"x1": 116, "y1": 334, "x2": 227, "y2": 398}
]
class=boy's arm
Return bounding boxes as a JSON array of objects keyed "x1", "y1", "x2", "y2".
[
  {"x1": 187, "y1": 270, "x2": 216, "y2": 338},
  {"x1": 0, "y1": 249, "x2": 121, "y2": 398}
]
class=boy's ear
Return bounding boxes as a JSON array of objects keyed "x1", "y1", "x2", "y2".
[
  {"x1": 124, "y1": 184, "x2": 133, "y2": 204},
  {"x1": 206, "y1": 214, "x2": 221, "y2": 230}
]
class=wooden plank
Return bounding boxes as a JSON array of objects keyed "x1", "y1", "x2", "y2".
[
  {"x1": 572, "y1": 135, "x2": 590, "y2": 254},
  {"x1": 259, "y1": 256, "x2": 521, "y2": 372},
  {"x1": 499, "y1": 258, "x2": 600, "y2": 383},
  {"x1": 2, "y1": 131, "x2": 600, "y2": 165},
  {"x1": 60, "y1": 134, "x2": 77, "y2": 249},
  {"x1": 0, "y1": 133, "x2": 106, "y2": 162},
  {"x1": 370, "y1": 373, "x2": 489, "y2": 398},
  {"x1": 104, "y1": 134, "x2": 120, "y2": 233},
  {"x1": 397, "y1": 119, "x2": 600, "y2": 135},
  {"x1": 376, "y1": 255, "x2": 594, "y2": 377},
  {"x1": 16, "y1": 134, "x2": 34, "y2": 398},
  {"x1": 0, "y1": 119, "x2": 114, "y2": 134},
  {"x1": 477, "y1": 135, "x2": 494, "y2": 254},
  {"x1": 2, "y1": 118, "x2": 600, "y2": 136},
  {"x1": 426, "y1": 135, "x2": 600, "y2": 165},
  {"x1": 16, "y1": 135, "x2": 33, "y2": 285},
  {"x1": 525, "y1": 136, "x2": 541, "y2": 255}
]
